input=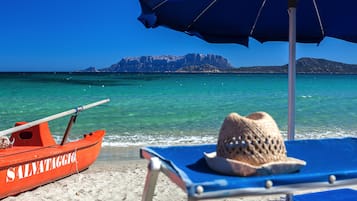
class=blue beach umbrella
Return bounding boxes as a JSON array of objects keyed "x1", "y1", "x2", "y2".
[{"x1": 137, "y1": 0, "x2": 357, "y2": 140}]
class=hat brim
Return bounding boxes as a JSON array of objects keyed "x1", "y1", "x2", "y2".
[{"x1": 204, "y1": 152, "x2": 306, "y2": 176}]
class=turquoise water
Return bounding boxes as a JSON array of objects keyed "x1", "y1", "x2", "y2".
[{"x1": 1, "y1": 73, "x2": 357, "y2": 147}]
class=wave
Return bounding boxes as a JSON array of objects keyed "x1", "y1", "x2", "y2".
[
  {"x1": 99, "y1": 128, "x2": 357, "y2": 147},
  {"x1": 101, "y1": 135, "x2": 217, "y2": 147}
]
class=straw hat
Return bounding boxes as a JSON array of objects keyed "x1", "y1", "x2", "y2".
[{"x1": 204, "y1": 112, "x2": 306, "y2": 176}]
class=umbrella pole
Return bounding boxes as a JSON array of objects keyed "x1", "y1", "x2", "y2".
[
  {"x1": 288, "y1": 5, "x2": 296, "y2": 141},
  {"x1": 286, "y1": 3, "x2": 297, "y2": 201}
]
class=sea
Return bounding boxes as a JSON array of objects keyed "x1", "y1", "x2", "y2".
[{"x1": 1, "y1": 72, "x2": 357, "y2": 148}]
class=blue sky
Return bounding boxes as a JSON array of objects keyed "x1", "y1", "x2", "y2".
[{"x1": 1, "y1": 0, "x2": 357, "y2": 72}]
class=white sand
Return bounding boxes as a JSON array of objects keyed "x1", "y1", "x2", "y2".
[
  {"x1": 4, "y1": 146, "x2": 356, "y2": 201},
  {"x1": 3, "y1": 159, "x2": 289, "y2": 201}
]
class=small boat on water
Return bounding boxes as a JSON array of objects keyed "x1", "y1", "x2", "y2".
[{"x1": 0, "y1": 99, "x2": 109, "y2": 199}]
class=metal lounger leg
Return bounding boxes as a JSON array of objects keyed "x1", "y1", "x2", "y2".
[
  {"x1": 286, "y1": 193, "x2": 294, "y2": 201},
  {"x1": 142, "y1": 157, "x2": 162, "y2": 201}
]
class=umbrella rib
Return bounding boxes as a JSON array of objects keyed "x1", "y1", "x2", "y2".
[
  {"x1": 187, "y1": 0, "x2": 218, "y2": 30},
  {"x1": 153, "y1": 0, "x2": 168, "y2": 11},
  {"x1": 250, "y1": 0, "x2": 268, "y2": 36},
  {"x1": 313, "y1": 0, "x2": 325, "y2": 37}
]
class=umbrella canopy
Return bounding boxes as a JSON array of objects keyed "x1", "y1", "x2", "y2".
[
  {"x1": 138, "y1": 0, "x2": 357, "y2": 46},
  {"x1": 137, "y1": 0, "x2": 357, "y2": 139}
]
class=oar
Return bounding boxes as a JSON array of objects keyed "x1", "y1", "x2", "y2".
[{"x1": 0, "y1": 99, "x2": 110, "y2": 137}]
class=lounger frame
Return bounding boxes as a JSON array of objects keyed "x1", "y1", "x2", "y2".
[{"x1": 141, "y1": 138, "x2": 357, "y2": 201}]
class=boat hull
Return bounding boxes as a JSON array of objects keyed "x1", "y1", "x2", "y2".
[{"x1": 0, "y1": 130, "x2": 105, "y2": 198}]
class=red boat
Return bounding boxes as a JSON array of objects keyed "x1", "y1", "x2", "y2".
[{"x1": 0, "y1": 99, "x2": 109, "y2": 199}]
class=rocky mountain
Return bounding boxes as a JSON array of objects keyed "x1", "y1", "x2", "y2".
[
  {"x1": 94, "y1": 53, "x2": 233, "y2": 72},
  {"x1": 176, "y1": 64, "x2": 221, "y2": 73},
  {"x1": 295, "y1": 58, "x2": 357, "y2": 73},
  {"x1": 81, "y1": 67, "x2": 100, "y2": 72},
  {"x1": 234, "y1": 57, "x2": 357, "y2": 74},
  {"x1": 80, "y1": 54, "x2": 357, "y2": 74}
]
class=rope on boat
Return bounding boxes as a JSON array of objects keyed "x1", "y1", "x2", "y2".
[
  {"x1": 74, "y1": 147, "x2": 83, "y2": 183},
  {"x1": 0, "y1": 136, "x2": 14, "y2": 149},
  {"x1": 75, "y1": 147, "x2": 79, "y2": 174}
]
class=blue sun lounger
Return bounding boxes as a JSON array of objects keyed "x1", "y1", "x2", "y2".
[
  {"x1": 294, "y1": 188, "x2": 357, "y2": 201},
  {"x1": 140, "y1": 138, "x2": 357, "y2": 201}
]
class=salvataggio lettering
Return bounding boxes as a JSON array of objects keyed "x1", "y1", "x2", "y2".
[{"x1": 6, "y1": 151, "x2": 77, "y2": 183}]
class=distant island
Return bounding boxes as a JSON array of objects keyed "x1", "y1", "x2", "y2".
[{"x1": 79, "y1": 53, "x2": 357, "y2": 74}]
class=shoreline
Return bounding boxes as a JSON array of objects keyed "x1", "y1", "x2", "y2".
[{"x1": 97, "y1": 146, "x2": 143, "y2": 161}]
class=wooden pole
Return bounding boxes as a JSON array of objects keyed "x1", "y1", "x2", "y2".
[{"x1": 60, "y1": 115, "x2": 77, "y2": 145}]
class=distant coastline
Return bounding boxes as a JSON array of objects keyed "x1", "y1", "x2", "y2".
[{"x1": 79, "y1": 54, "x2": 357, "y2": 74}]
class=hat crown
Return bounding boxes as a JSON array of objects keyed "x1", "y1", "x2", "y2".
[{"x1": 216, "y1": 112, "x2": 287, "y2": 166}]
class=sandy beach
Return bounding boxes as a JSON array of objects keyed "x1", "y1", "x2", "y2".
[
  {"x1": 2, "y1": 162, "x2": 284, "y2": 201},
  {"x1": 3, "y1": 146, "x2": 353, "y2": 201},
  {"x1": 2, "y1": 146, "x2": 289, "y2": 201}
]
